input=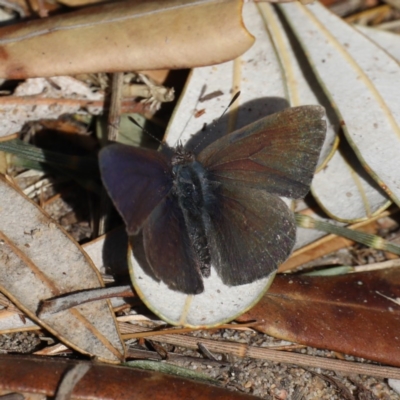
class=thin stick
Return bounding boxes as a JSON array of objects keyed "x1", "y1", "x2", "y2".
[
  {"x1": 106, "y1": 72, "x2": 125, "y2": 142},
  {"x1": 119, "y1": 323, "x2": 400, "y2": 380},
  {"x1": 38, "y1": 285, "x2": 133, "y2": 317},
  {"x1": 352, "y1": 258, "x2": 400, "y2": 272},
  {"x1": 0, "y1": 95, "x2": 145, "y2": 114},
  {"x1": 98, "y1": 72, "x2": 125, "y2": 236}
]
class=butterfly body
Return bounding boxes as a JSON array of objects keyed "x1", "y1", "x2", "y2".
[
  {"x1": 171, "y1": 148, "x2": 219, "y2": 286},
  {"x1": 99, "y1": 106, "x2": 327, "y2": 296}
]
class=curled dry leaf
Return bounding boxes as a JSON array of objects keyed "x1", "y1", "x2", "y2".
[
  {"x1": 0, "y1": 176, "x2": 124, "y2": 362},
  {"x1": 0, "y1": 354, "x2": 259, "y2": 400},
  {"x1": 237, "y1": 268, "x2": 400, "y2": 367},
  {"x1": 0, "y1": 0, "x2": 254, "y2": 79}
]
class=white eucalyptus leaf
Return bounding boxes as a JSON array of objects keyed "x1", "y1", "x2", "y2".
[
  {"x1": 354, "y1": 25, "x2": 400, "y2": 63},
  {"x1": 279, "y1": 2, "x2": 400, "y2": 209},
  {"x1": 312, "y1": 142, "x2": 390, "y2": 222},
  {"x1": 0, "y1": 177, "x2": 124, "y2": 361},
  {"x1": 258, "y1": 2, "x2": 338, "y2": 167}
]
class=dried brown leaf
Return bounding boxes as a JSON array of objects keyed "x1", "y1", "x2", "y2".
[
  {"x1": 237, "y1": 269, "x2": 400, "y2": 366},
  {"x1": 0, "y1": 0, "x2": 254, "y2": 79}
]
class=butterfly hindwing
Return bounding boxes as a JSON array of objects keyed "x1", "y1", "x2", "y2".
[
  {"x1": 143, "y1": 195, "x2": 204, "y2": 295},
  {"x1": 99, "y1": 144, "x2": 173, "y2": 235},
  {"x1": 207, "y1": 185, "x2": 296, "y2": 286},
  {"x1": 198, "y1": 106, "x2": 326, "y2": 199}
]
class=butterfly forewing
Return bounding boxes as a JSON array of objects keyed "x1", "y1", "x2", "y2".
[
  {"x1": 99, "y1": 144, "x2": 173, "y2": 235},
  {"x1": 208, "y1": 185, "x2": 296, "y2": 286},
  {"x1": 198, "y1": 106, "x2": 326, "y2": 199},
  {"x1": 143, "y1": 196, "x2": 204, "y2": 294}
]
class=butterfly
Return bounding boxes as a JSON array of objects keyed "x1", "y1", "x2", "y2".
[{"x1": 99, "y1": 105, "x2": 326, "y2": 295}]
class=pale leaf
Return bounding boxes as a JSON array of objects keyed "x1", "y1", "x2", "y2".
[
  {"x1": 279, "y1": 2, "x2": 400, "y2": 210},
  {"x1": 0, "y1": 176, "x2": 124, "y2": 362}
]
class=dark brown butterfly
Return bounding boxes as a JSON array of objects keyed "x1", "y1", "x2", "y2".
[{"x1": 99, "y1": 106, "x2": 326, "y2": 295}]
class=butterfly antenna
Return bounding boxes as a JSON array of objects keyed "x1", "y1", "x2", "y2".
[
  {"x1": 177, "y1": 85, "x2": 207, "y2": 139},
  {"x1": 193, "y1": 91, "x2": 241, "y2": 152},
  {"x1": 128, "y1": 116, "x2": 170, "y2": 149}
]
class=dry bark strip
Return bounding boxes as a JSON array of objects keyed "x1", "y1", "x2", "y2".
[{"x1": 0, "y1": 354, "x2": 260, "y2": 400}]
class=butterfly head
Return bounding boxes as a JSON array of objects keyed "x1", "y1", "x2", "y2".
[{"x1": 171, "y1": 143, "x2": 195, "y2": 166}]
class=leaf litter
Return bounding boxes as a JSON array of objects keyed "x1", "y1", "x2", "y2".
[{"x1": 1, "y1": 0, "x2": 400, "y2": 399}]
